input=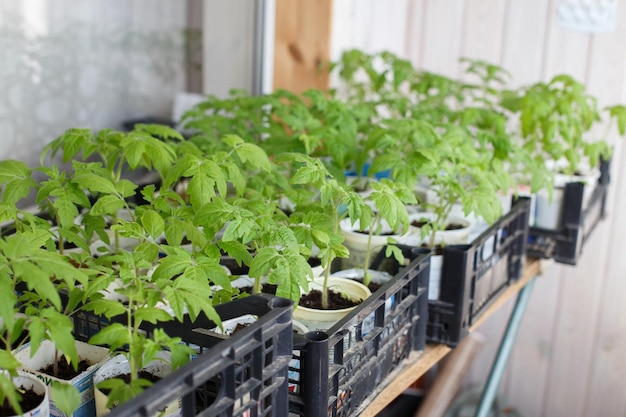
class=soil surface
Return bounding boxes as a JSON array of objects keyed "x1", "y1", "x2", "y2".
[
  {"x1": 100, "y1": 370, "x2": 161, "y2": 395},
  {"x1": 0, "y1": 388, "x2": 45, "y2": 417},
  {"x1": 308, "y1": 256, "x2": 322, "y2": 268},
  {"x1": 242, "y1": 281, "x2": 366, "y2": 309},
  {"x1": 40, "y1": 357, "x2": 91, "y2": 380},
  {"x1": 421, "y1": 243, "x2": 445, "y2": 255},
  {"x1": 411, "y1": 220, "x2": 465, "y2": 230},
  {"x1": 353, "y1": 278, "x2": 382, "y2": 293},
  {"x1": 238, "y1": 283, "x2": 278, "y2": 296},
  {"x1": 299, "y1": 288, "x2": 362, "y2": 309},
  {"x1": 354, "y1": 230, "x2": 396, "y2": 236}
]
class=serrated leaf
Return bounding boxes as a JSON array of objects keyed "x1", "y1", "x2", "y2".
[
  {"x1": 152, "y1": 254, "x2": 192, "y2": 281},
  {"x1": 116, "y1": 180, "x2": 138, "y2": 198},
  {"x1": 3, "y1": 180, "x2": 35, "y2": 205},
  {"x1": 134, "y1": 307, "x2": 172, "y2": 324},
  {"x1": 0, "y1": 160, "x2": 31, "y2": 184},
  {"x1": 72, "y1": 172, "x2": 117, "y2": 194},
  {"x1": 312, "y1": 229, "x2": 330, "y2": 246},
  {"x1": 187, "y1": 173, "x2": 216, "y2": 210},
  {"x1": 248, "y1": 247, "x2": 279, "y2": 278},
  {"x1": 141, "y1": 210, "x2": 165, "y2": 239},
  {"x1": 237, "y1": 143, "x2": 271, "y2": 172},
  {"x1": 89, "y1": 323, "x2": 131, "y2": 350},
  {"x1": 52, "y1": 193, "x2": 80, "y2": 229},
  {"x1": 90, "y1": 195, "x2": 125, "y2": 216},
  {"x1": 43, "y1": 309, "x2": 78, "y2": 366},
  {"x1": 221, "y1": 134, "x2": 244, "y2": 147},
  {"x1": 15, "y1": 261, "x2": 61, "y2": 309},
  {"x1": 83, "y1": 298, "x2": 127, "y2": 319},
  {"x1": 164, "y1": 222, "x2": 183, "y2": 246}
]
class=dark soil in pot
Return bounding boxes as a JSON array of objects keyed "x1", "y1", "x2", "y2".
[
  {"x1": 355, "y1": 230, "x2": 396, "y2": 236},
  {"x1": 411, "y1": 220, "x2": 465, "y2": 230},
  {"x1": 308, "y1": 256, "x2": 322, "y2": 268},
  {"x1": 421, "y1": 243, "x2": 445, "y2": 255},
  {"x1": 220, "y1": 258, "x2": 250, "y2": 276},
  {"x1": 0, "y1": 388, "x2": 44, "y2": 417},
  {"x1": 299, "y1": 289, "x2": 362, "y2": 310},
  {"x1": 238, "y1": 283, "x2": 278, "y2": 296},
  {"x1": 238, "y1": 276, "x2": 363, "y2": 309},
  {"x1": 100, "y1": 370, "x2": 161, "y2": 395},
  {"x1": 40, "y1": 357, "x2": 91, "y2": 380},
  {"x1": 352, "y1": 279, "x2": 382, "y2": 293}
]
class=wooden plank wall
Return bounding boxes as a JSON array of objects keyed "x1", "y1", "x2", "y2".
[
  {"x1": 274, "y1": 0, "x2": 626, "y2": 415},
  {"x1": 273, "y1": 0, "x2": 333, "y2": 93}
]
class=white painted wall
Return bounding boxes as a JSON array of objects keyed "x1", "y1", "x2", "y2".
[{"x1": 202, "y1": 0, "x2": 255, "y2": 97}]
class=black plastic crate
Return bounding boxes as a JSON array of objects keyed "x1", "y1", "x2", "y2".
[
  {"x1": 526, "y1": 159, "x2": 610, "y2": 265},
  {"x1": 288, "y1": 246, "x2": 431, "y2": 417},
  {"x1": 426, "y1": 198, "x2": 530, "y2": 347},
  {"x1": 73, "y1": 294, "x2": 294, "y2": 417}
]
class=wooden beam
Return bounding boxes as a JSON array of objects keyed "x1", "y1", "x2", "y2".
[{"x1": 273, "y1": 0, "x2": 333, "y2": 93}]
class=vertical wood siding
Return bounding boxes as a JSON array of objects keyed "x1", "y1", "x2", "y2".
[{"x1": 328, "y1": 0, "x2": 626, "y2": 415}]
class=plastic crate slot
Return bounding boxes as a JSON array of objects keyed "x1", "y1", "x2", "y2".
[
  {"x1": 528, "y1": 159, "x2": 610, "y2": 265},
  {"x1": 290, "y1": 248, "x2": 430, "y2": 416},
  {"x1": 427, "y1": 198, "x2": 530, "y2": 347}
]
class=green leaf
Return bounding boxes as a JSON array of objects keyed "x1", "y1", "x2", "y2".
[
  {"x1": 221, "y1": 134, "x2": 244, "y2": 147},
  {"x1": 4, "y1": 230, "x2": 50, "y2": 257},
  {"x1": 72, "y1": 172, "x2": 117, "y2": 194},
  {"x1": 29, "y1": 250, "x2": 90, "y2": 286},
  {"x1": 0, "y1": 160, "x2": 31, "y2": 184},
  {"x1": 116, "y1": 180, "x2": 138, "y2": 198},
  {"x1": 152, "y1": 254, "x2": 191, "y2": 281},
  {"x1": 43, "y1": 310, "x2": 79, "y2": 366},
  {"x1": 248, "y1": 247, "x2": 279, "y2": 278},
  {"x1": 166, "y1": 275, "x2": 214, "y2": 321},
  {"x1": 164, "y1": 222, "x2": 183, "y2": 246},
  {"x1": 122, "y1": 137, "x2": 146, "y2": 169},
  {"x1": 90, "y1": 195, "x2": 126, "y2": 216},
  {"x1": 133, "y1": 308, "x2": 173, "y2": 325},
  {"x1": 3, "y1": 180, "x2": 35, "y2": 205},
  {"x1": 236, "y1": 143, "x2": 271, "y2": 172},
  {"x1": 135, "y1": 124, "x2": 184, "y2": 141},
  {"x1": 141, "y1": 210, "x2": 165, "y2": 239},
  {"x1": 15, "y1": 261, "x2": 61, "y2": 309},
  {"x1": 0, "y1": 160, "x2": 34, "y2": 204},
  {"x1": 51, "y1": 381, "x2": 81, "y2": 417},
  {"x1": 312, "y1": 229, "x2": 330, "y2": 246},
  {"x1": 0, "y1": 350, "x2": 21, "y2": 372},
  {"x1": 186, "y1": 173, "x2": 216, "y2": 210},
  {"x1": 0, "y1": 374, "x2": 22, "y2": 415},
  {"x1": 385, "y1": 245, "x2": 404, "y2": 265},
  {"x1": 83, "y1": 298, "x2": 127, "y2": 319},
  {"x1": 218, "y1": 241, "x2": 253, "y2": 266},
  {"x1": 89, "y1": 323, "x2": 131, "y2": 350},
  {"x1": 52, "y1": 192, "x2": 80, "y2": 229}
]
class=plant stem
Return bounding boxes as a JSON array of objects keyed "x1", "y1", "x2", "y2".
[
  {"x1": 363, "y1": 215, "x2": 380, "y2": 286},
  {"x1": 252, "y1": 277, "x2": 262, "y2": 294},
  {"x1": 53, "y1": 349, "x2": 59, "y2": 378},
  {"x1": 322, "y1": 201, "x2": 341, "y2": 310}
]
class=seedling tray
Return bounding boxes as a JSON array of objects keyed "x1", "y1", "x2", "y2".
[
  {"x1": 72, "y1": 294, "x2": 294, "y2": 417},
  {"x1": 426, "y1": 198, "x2": 530, "y2": 347},
  {"x1": 288, "y1": 246, "x2": 430, "y2": 417},
  {"x1": 526, "y1": 159, "x2": 610, "y2": 265}
]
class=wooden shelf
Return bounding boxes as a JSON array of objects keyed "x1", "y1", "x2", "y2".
[{"x1": 357, "y1": 257, "x2": 543, "y2": 417}]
